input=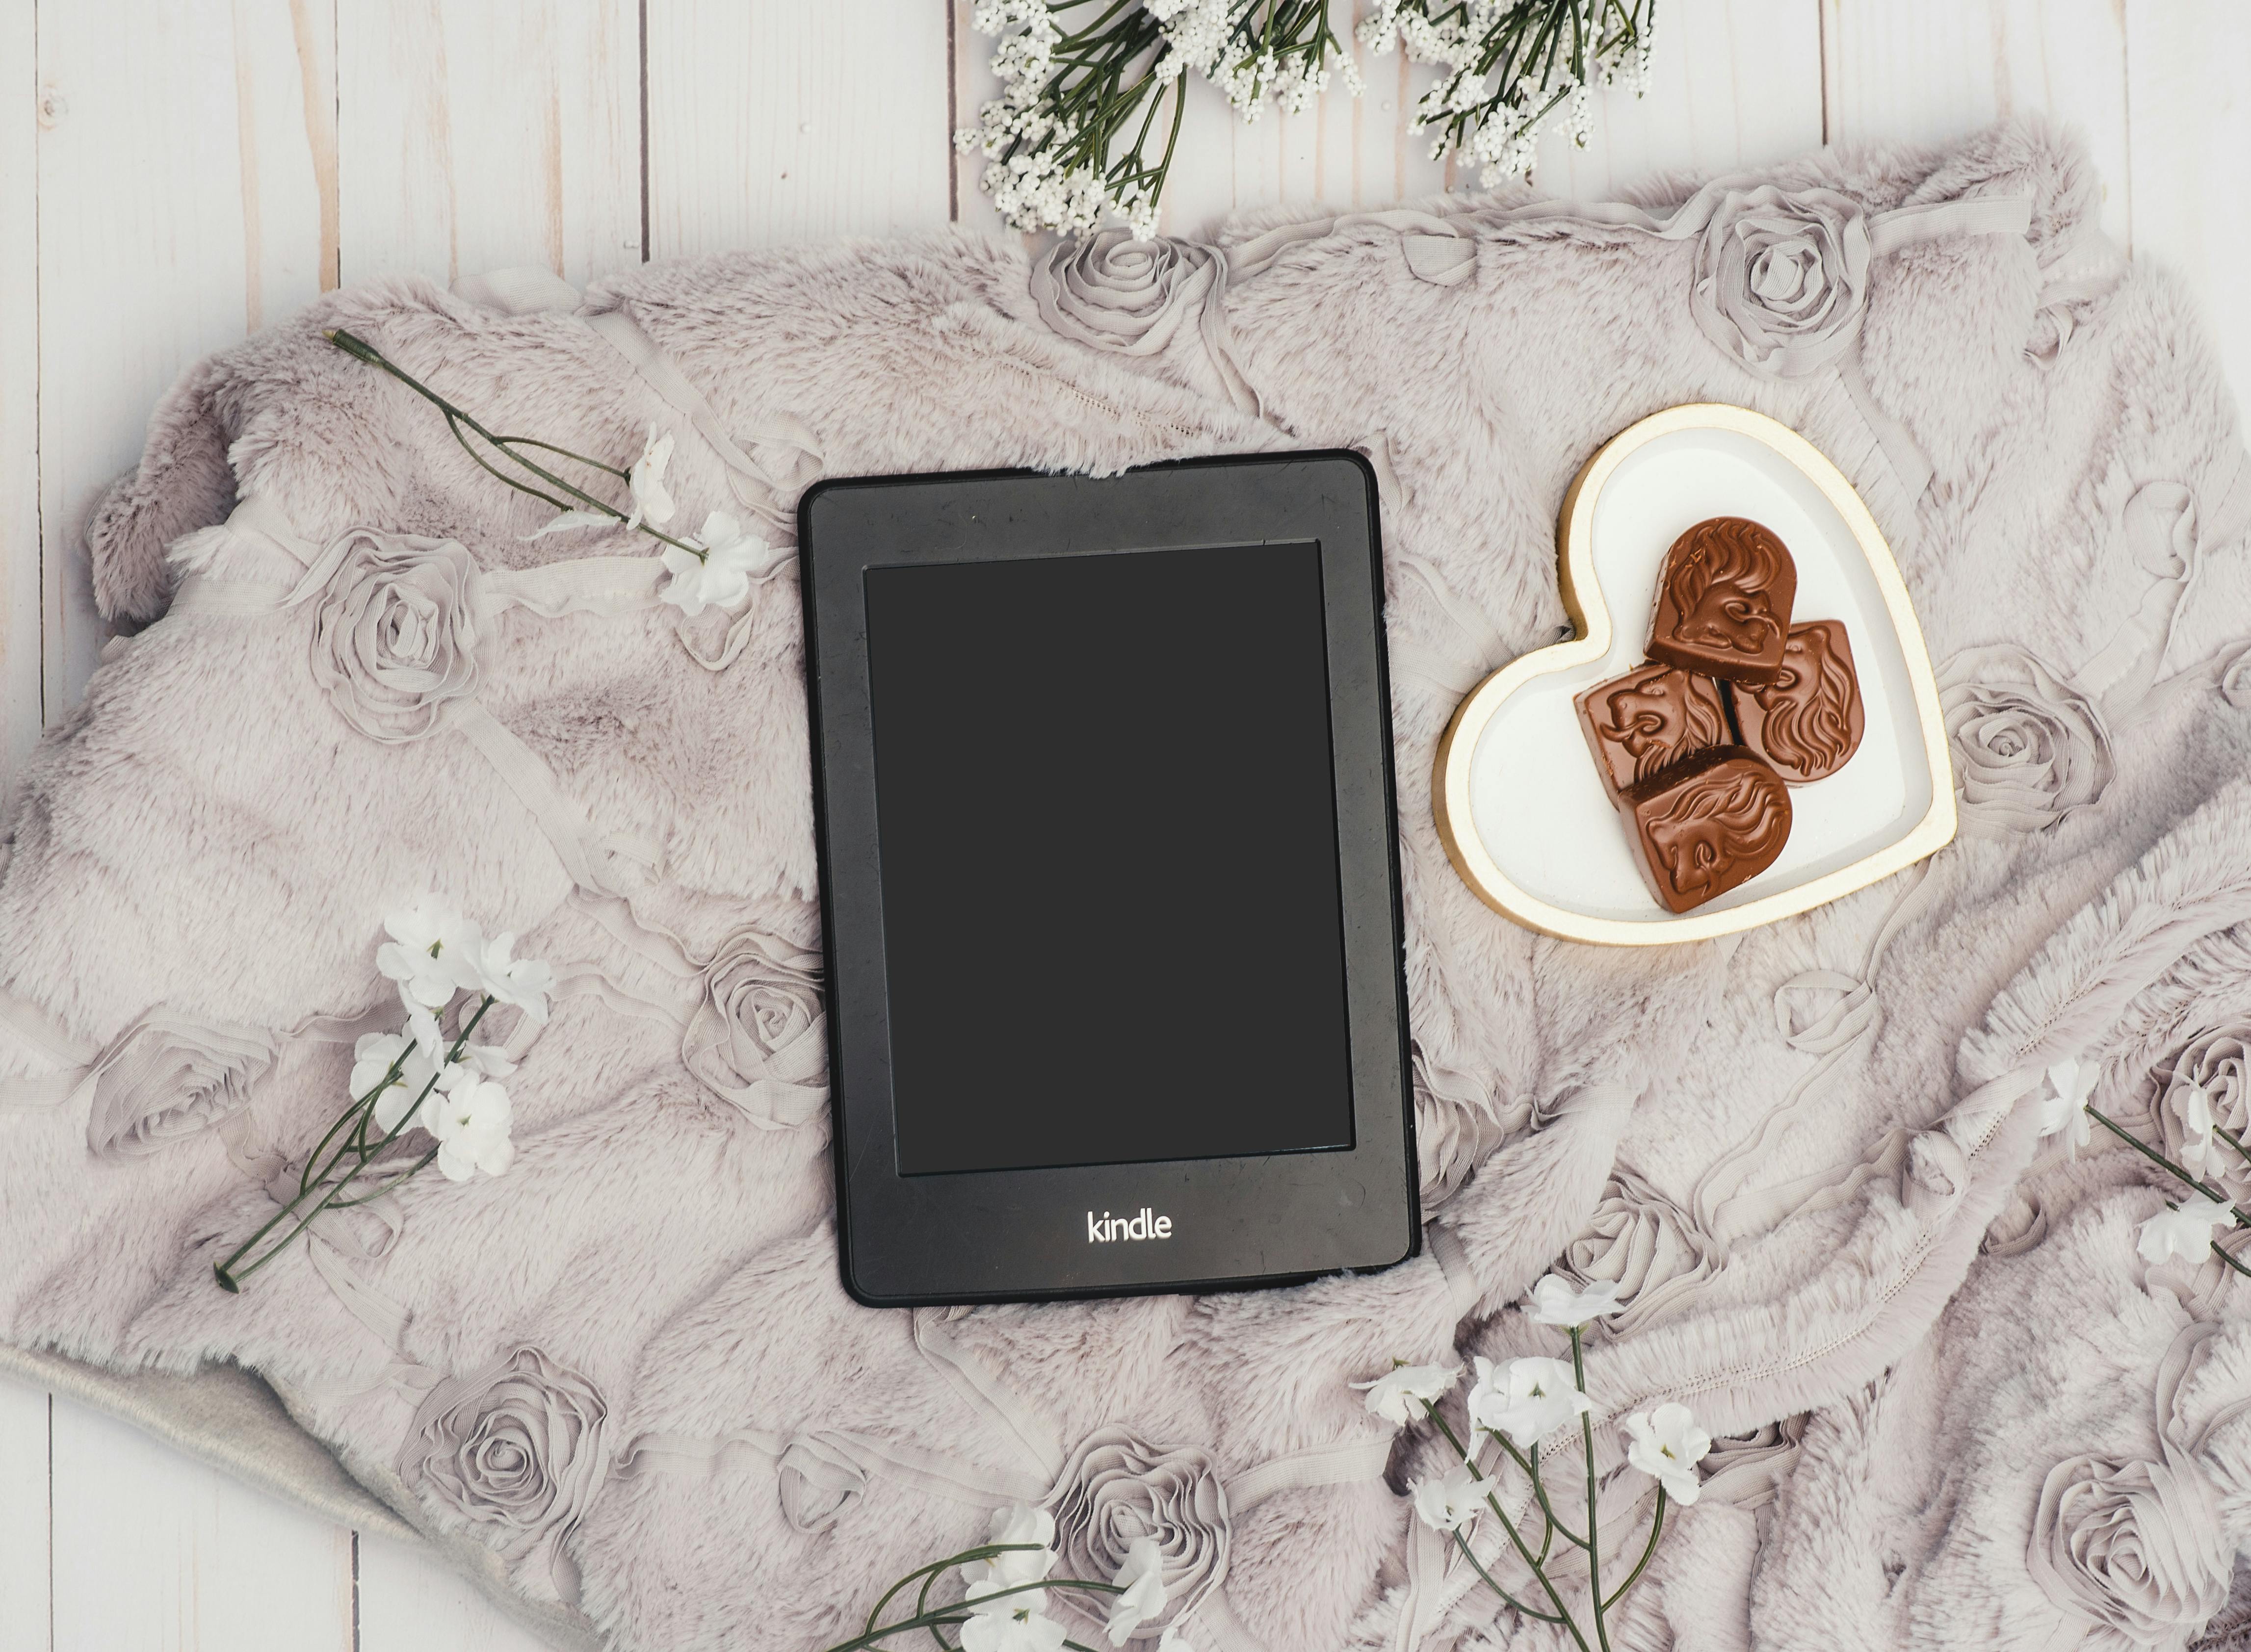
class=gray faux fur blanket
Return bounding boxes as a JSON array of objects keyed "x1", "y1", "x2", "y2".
[{"x1": 4, "y1": 119, "x2": 2251, "y2": 1652}]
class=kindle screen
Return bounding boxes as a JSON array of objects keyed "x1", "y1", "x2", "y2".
[{"x1": 865, "y1": 541, "x2": 1357, "y2": 1177}]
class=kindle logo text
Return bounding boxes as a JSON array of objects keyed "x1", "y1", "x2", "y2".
[{"x1": 1086, "y1": 1208, "x2": 1172, "y2": 1243}]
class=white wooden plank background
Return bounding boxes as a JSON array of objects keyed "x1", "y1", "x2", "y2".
[{"x1": 1, "y1": 3, "x2": 2247, "y2": 1648}]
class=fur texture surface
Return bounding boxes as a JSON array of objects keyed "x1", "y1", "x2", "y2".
[{"x1": 3, "y1": 120, "x2": 2250, "y2": 1652}]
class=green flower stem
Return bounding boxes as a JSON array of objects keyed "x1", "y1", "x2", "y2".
[
  {"x1": 1449, "y1": 1528, "x2": 1566, "y2": 1627},
  {"x1": 296, "y1": 1073, "x2": 392, "y2": 1200},
  {"x1": 814, "y1": 1575, "x2": 1123, "y2": 1652},
  {"x1": 324, "y1": 329, "x2": 706, "y2": 558},
  {"x1": 1422, "y1": 1402, "x2": 1589, "y2": 1646},
  {"x1": 1572, "y1": 1326, "x2": 1610, "y2": 1652},
  {"x1": 1494, "y1": 1433, "x2": 1589, "y2": 1552},
  {"x1": 2085, "y1": 1107, "x2": 2251, "y2": 1279},
  {"x1": 1531, "y1": 1443, "x2": 1554, "y2": 1565},
  {"x1": 214, "y1": 996, "x2": 495, "y2": 1291},
  {"x1": 2215, "y1": 1121, "x2": 2251, "y2": 1169},
  {"x1": 1601, "y1": 1487, "x2": 1666, "y2": 1613},
  {"x1": 490, "y1": 433, "x2": 630, "y2": 479},
  {"x1": 865, "y1": 1543, "x2": 1041, "y2": 1641}
]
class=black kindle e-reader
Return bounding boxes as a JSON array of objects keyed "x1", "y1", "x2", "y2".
[{"x1": 799, "y1": 453, "x2": 1415, "y2": 1306}]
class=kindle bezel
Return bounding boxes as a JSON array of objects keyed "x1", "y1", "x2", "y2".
[{"x1": 800, "y1": 453, "x2": 1416, "y2": 1307}]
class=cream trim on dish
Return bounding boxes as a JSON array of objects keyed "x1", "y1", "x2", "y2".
[{"x1": 1431, "y1": 402, "x2": 1958, "y2": 946}]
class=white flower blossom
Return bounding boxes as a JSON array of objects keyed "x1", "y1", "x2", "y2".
[
  {"x1": 1623, "y1": 1403, "x2": 1712, "y2": 1505},
  {"x1": 1352, "y1": 1361, "x2": 1459, "y2": 1424},
  {"x1": 660, "y1": 510, "x2": 777, "y2": 618},
  {"x1": 626, "y1": 425, "x2": 677, "y2": 530},
  {"x1": 2179, "y1": 1082, "x2": 2219, "y2": 1175},
  {"x1": 1153, "y1": 1627, "x2": 1197, "y2": 1652},
  {"x1": 374, "y1": 894, "x2": 481, "y2": 1010},
  {"x1": 369, "y1": 1032, "x2": 517, "y2": 1136},
  {"x1": 463, "y1": 930, "x2": 555, "y2": 1025},
  {"x1": 2138, "y1": 1195, "x2": 2239, "y2": 1267},
  {"x1": 2037, "y1": 1057, "x2": 2099, "y2": 1156},
  {"x1": 351, "y1": 1030, "x2": 432, "y2": 1107},
  {"x1": 1524, "y1": 1273, "x2": 1625, "y2": 1329},
  {"x1": 962, "y1": 1503, "x2": 1057, "y2": 1618},
  {"x1": 1409, "y1": 1462, "x2": 1484, "y2": 1532},
  {"x1": 961, "y1": 1605, "x2": 1068, "y2": 1652},
  {"x1": 1103, "y1": 1536, "x2": 1166, "y2": 1646},
  {"x1": 1466, "y1": 1355, "x2": 1592, "y2": 1449},
  {"x1": 404, "y1": 1001, "x2": 449, "y2": 1067},
  {"x1": 422, "y1": 1074, "x2": 516, "y2": 1181}
]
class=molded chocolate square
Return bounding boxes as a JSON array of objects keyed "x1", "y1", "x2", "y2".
[
  {"x1": 1575, "y1": 661, "x2": 1730, "y2": 801},
  {"x1": 1621, "y1": 748, "x2": 1793, "y2": 914},
  {"x1": 1647, "y1": 517, "x2": 1798, "y2": 685},
  {"x1": 1726, "y1": 619, "x2": 1864, "y2": 784}
]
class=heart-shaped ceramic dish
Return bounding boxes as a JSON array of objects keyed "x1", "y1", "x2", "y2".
[{"x1": 1432, "y1": 403, "x2": 1956, "y2": 944}]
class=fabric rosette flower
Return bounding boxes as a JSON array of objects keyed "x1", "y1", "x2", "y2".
[
  {"x1": 398, "y1": 1346, "x2": 610, "y2": 1588},
  {"x1": 681, "y1": 925, "x2": 827, "y2": 1129},
  {"x1": 1030, "y1": 232, "x2": 1227, "y2": 359},
  {"x1": 82, "y1": 1009, "x2": 278, "y2": 1159},
  {"x1": 1412, "y1": 1048, "x2": 1525, "y2": 1206},
  {"x1": 1689, "y1": 184, "x2": 1873, "y2": 379},
  {"x1": 2154, "y1": 1029, "x2": 2251, "y2": 1199},
  {"x1": 1028, "y1": 231, "x2": 1255, "y2": 412},
  {"x1": 1560, "y1": 1171, "x2": 1713, "y2": 1331},
  {"x1": 2027, "y1": 1449, "x2": 2232, "y2": 1649},
  {"x1": 1937, "y1": 644, "x2": 2114, "y2": 834},
  {"x1": 1047, "y1": 1427, "x2": 1229, "y2": 1640},
  {"x1": 310, "y1": 529, "x2": 486, "y2": 743}
]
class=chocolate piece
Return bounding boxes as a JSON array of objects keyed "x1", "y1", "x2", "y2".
[
  {"x1": 1621, "y1": 748, "x2": 1793, "y2": 914},
  {"x1": 1727, "y1": 619, "x2": 1864, "y2": 784},
  {"x1": 1648, "y1": 517, "x2": 1798, "y2": 685},
  {"x1": 1575, "y1": 662, "x2": 1730, "y2": 800}
]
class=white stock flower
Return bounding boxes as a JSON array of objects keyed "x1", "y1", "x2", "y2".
[
  {"x1": 355, "y1": 1031, "x2": 441, "y2": 1132},
  {"x1": 1153, "y1": 1628, "x2": 1197, "y2": 1652},
  {"x1": 2137, "y1": 1195, "x2": 2239, "y2": 1267},
  {"x1": 961, "y1": 1606, "x2": 1069, "y2": 1652},
  {"x1": 2036, "y1": 1057, "x2": 2098, "y2": 1155},
  {"x1": 1351, "y1": 1361, "x2": 1458, "y2": 1424},
  {"x1": 660, "y1": 511, "x2": 775, "y2": 618},
  {"x1": 1466, "y1": 1355, "x2": 1592, "y2": 1449},
  {"x1": 1103, "y1": 1536, "x2": 1166, "y2": 1646},
  {"x1": 962, "y1": 1503, "x2": 1057, "y2": 1617},
  {"x1": 2179, "y1": 1082, "x2": 2219, "y2": 1175},
  {"x1": 367, "y1": 1028, "x2": 514, "y2": 1136},
  {"x1": 1624, "y1": 1404, "x2": 1712, "y2": 1505},
  {"x1": 1524, "y1": 1273, "x2": 1625, "y2": 1329},
  {"x1": 626, "y1": 425, "x2": 677, "y2": 530},
  {"x1": 464, "y1": 930, "x2": 555, "y2": 1025},
  {"x1": 374, "y1": 894, "x2": 481, "y2": 1009},
  {"x1": 1409, "y1": 1462, "x2": 1483, "y2": 1532},
  {"x1": 423, "y1": 1073, "x2": 516, "y2": 1181}
]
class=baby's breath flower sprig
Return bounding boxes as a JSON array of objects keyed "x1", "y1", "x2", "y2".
[
  {"x1": 1360, "y1": 0, "x2": 1656, "y2": 186},
  {"x1": 961, "y1": 0, "x2": 1355, "y2": 239},
  {"x1": 213, "y1": 897, "x2": 552, "y2": 1292}
]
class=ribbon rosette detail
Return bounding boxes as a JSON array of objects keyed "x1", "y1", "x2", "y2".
[
  {"x1": 681, "y1": 925, "x2": 828, "y2": 1128},
  {"x1": 310, "y1": 528, "x2": 487, "y2": 744},
  {"x1": 1048, "y1": 1427, "x2": 1230, "y2": 1641},
  {"x1": 398, "y1": 1345, "x2": 612, "y2": 1592}
]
